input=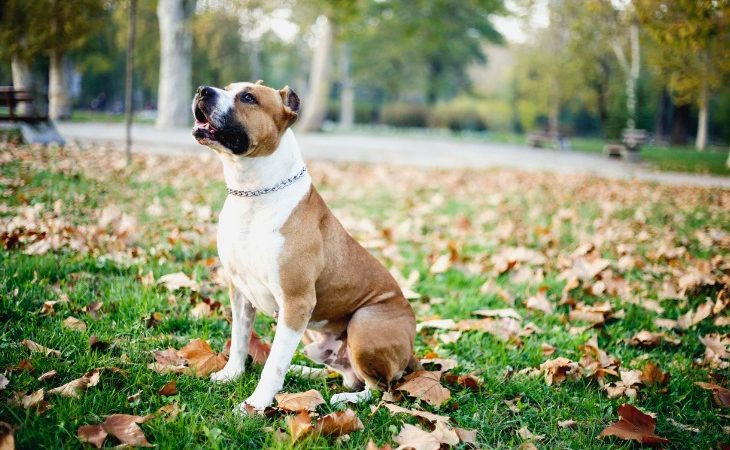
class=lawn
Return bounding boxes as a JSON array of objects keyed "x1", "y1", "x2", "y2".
[{"x1": 0, "y1": 142, "x2": 728, "y2": 449}]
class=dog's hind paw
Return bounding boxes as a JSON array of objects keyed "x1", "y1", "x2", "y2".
[
  {"x1": 330, "y1": 388, "x2": 371, "y2": 405},
  {"x1": 211, "y1": 366, "x2": 244, "y2": 383}
]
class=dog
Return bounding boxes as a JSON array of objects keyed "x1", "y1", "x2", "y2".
[{"x1": 191, "y1": 81, "x2": 418, "y2": 412}]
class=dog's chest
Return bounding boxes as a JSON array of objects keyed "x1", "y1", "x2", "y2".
[{"x1": 216, "y1": 188, "x2": 306, "y2": 316}]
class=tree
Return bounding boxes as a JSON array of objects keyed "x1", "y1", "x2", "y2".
[
  {"x1": 637, "y1": 0, "x2": 730, "y2": 150},
  {"x1": 0, "y1": 0, "x2": 103, "y2": 119},
  {"x1": 157, "y1": 0, "x2": 195, "y2": 128}
]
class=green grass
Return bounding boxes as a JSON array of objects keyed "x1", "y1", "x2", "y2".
[
  {"x1": 1, "y1": 144, "x2": 728, "y2": 449},
  {"x1": 571, "y1": 137, "x2": 729, "y2": 176}
]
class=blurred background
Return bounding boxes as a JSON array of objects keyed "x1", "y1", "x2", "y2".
[{"x1": 0, "y1": 0, "x2": 728, "y2": 168}]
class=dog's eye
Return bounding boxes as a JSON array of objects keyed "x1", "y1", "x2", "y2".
[{"x1": 240, "y1": 92, "x2": 256, "y2": 104}]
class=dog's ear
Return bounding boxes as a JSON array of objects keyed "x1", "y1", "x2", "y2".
[{"x1": 279, "y1": 86, "x2": 300, "y2": 126}]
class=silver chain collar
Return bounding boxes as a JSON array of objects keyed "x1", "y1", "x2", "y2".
[{"x1": 227, "y1": 166, "x2": 308, "y2": 197}]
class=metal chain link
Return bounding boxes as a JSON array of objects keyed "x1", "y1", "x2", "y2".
[{"x1": 227, "y1": 166, "x2": 308, "y2": 197}]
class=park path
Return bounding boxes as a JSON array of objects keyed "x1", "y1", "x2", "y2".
[{"x1": 56, "y1": 122, "x2": 730, "y2": 189}]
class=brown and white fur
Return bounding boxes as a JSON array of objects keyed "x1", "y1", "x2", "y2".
[{"x1": 191, "y1": 81, "x2": 418, "y2": 412}]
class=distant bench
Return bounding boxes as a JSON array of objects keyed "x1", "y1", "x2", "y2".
[
  {"x1": 0, "y1": 86, "x2": 47, "y2": 123},
  {"x1": 603, "y1": 128, "x2": 647, "y2": 162},
  {"x1": 527, "y1": 131, "x2": 570, "y2": 151}
]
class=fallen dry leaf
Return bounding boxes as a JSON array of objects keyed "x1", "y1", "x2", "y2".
[
  {"x1": 88, "y1": 335, "x2": 110, "y2": 352},
  {"x1": 668, "y1": 418, "x2": 699, "y2": 433},
  {"x1": 275, "y1": 389, "x2": 325, "y2": 412},
  {"x1": 525, "y1": 289, "x2": 553, "y2": 314},
  {"x1": 695, "y1": 382, "x2": 730, "y2": 408},
  {"x1": 10, "y1": 389, "x2": 51, "y2": 413},
  {"x1": 393, "y1": 423, "x2": 459, "y2": 450},
  {"x1": 37, "y1": 370, "x2": 57, "y2": 382},
  {"x1": 102, "y1": 414, "x2": 153, "y2": 447},
  {"x1": 641, "y1": 362, "x2": 670, "y2": 387},
  {"x1": 558, "y1": 419, "x2": 577, "y2": 428},
  {"x1": 599, "y1": 404, "x2": 669, "y2": 445},
  {"x1": 0, "y1": 374, "x2": 8, "y2": 391},
  {"x1": 62, "y1": 316, "x2": 86, "y2": 331},
  {"x1": 177, "y1": 339, "x2": 227, "y2": 377},
  {"x1": 366, "y1": 439, "x2": 393, "y2": 450},
  {"x1": 77, "y1": 425, "x2": 108, "y2": 449},
  {"x1": 248, "y1": 331, "x2": 271, "y2": 365},
  {"x1": 397, "y1": 371, "x2": 451, "y2": 407},
  {"x1": 604, "y1": 370, "x2": 643, "y2": 399},
  {"x1": 286, "y1": 410, "x2": 314, "y2": 443},
  {"x1": 157, "y1": 272, "x2": 198, "y2": 291},
  {"x1": 48, "y1": 368, "x2": 101, "y2": 398},
  {"x1": 699, "y1": 334, "x2": 730, "y2": 369},
  {"x1": 20, "y1": 339, "x2": 61, "y2": 357},
  {"x1": 442, "y1": 373, "x2": 481, "y2": 391},
  {"x1": 0, "y1": 422, "x2": 14, "y2": 450},
  {"x1": 517, "y1": 426, "x2": 544, "y2": 441},
  {"x1": 158, "y1": 380, "x2": 178, "y2": 396},
  {"x1": 539, "y1": 357, "x2": 581, "y2": 386},
  {"x1": 420, "y1": 357, "x2": 458, "y2": 372},
  {"x1": 473, "y1": 308, "x2": 522, "y2": 320},
  {"x1": 677, "y1": 299, "x2": 714, "y2": 329},
  {"x1": 313, "y1": 408, "x2": 364, "y2": 437},
  {"x1": 381, "y1": 402, "x2": 450, "y2": 423},
  {"x1": 148, "y1": 348, "x2": 188, "y2": 374}
]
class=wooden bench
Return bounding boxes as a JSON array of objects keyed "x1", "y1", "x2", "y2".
[
  {"x1": 0, "y1": 86, "x2": 46, "y2": 123},
  {"x1": 603, "y1": 128, "x2": 646, "y2": 162},
  {"x1": 528, "y1": 131, "x2": 570, "y2": 151}
]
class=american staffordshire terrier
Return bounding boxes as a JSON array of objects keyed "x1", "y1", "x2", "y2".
[{"x1": 191, "y1": 81, "x2": 418, "y2": 412}]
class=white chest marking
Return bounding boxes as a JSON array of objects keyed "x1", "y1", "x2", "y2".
[{"x1": 216, "y1": 129, "x2": 311, "y2": 317}]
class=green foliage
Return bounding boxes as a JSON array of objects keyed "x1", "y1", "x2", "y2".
[
  {"x1": 379, "y1": 102, "x2": 429, "y2": 128},
  {"x1": 428, "y1": 96, "x2": 488, "y2": 132}
]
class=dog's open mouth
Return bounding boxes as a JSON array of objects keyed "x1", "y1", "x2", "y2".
[{"x1": 193, "y1": 104, "x2": 218, "y2": 141}]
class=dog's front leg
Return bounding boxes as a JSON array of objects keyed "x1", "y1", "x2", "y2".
[
  {"x1": 238, "y1": 293, "x2": 314, "y2": 412},
  {"x1": 212, "y1": 284, "x2": 255, "y2": 382}
]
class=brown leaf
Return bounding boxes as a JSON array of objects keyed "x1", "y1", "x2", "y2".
[
  {"x1": 20, "y1": 339, "x2": 61, "y2": 357},
  {"x1": 14, "y1": 359, "x2": 33, "y2": 372},
  {"x1": 248, "y1": 331, "x2": 270, "y2": 365},
  {"x1": 157, "y1": 402, "x2": 181, "y2": 421},
  {"x1": 77, "y1": 425, "x2": 107, "y2": 449},
  {"x1": 442, "y1": 373, "x2": 481, "y2": 391},
  {"x1": 148, "y1": 348, "x2": 188, "y2": 374},
  {"x1": 381, "y1": 402, "x2": 450, "y2": 423},
  {"x1": 641, "y1": 362, "x2": 670, "y2": 387},
  {"x1": 558, "y1": 419, "x2": 577, "y2": 428},
  {"x1": 699, "y1": 334, "x2": 730, "y2": 369},
  {"x1": 525, "y1": 289, "x2": 553, "y2": 314},
  {"x1": 677, "y1": 300, "x2": 714, "y2": 329},
  {"x1": 88, "y1": 335, "x2": 110, "y2": 352},
  {"x1": 286, "y1": 411, "x2": 314, "y2": 443},
  {"x1": 473, "y1": 308, "x2": 522, "y2": 320},
  {"x1": 178, "y1": 339, "x2": 227, "y2": 377},
  {"x1": 102, "y1": 414, "x2": 153, "y2": 447},
  {"x1": 397, "y1": 371, "x2": 451, "y2": 407},
  {"x1": 629, "y1": 330, "x2": 679, "y2": 348},
  {"x1": 10, "y1": 389, "x2": 51, "y2": 413},
  {"x1": 158, "y1": 380, "x2": 178, "y2": 396},
  {"x1": 37, "y1": 370, "x2": 57, "y2": 382},
  {"x1": 313, "y1": 408, "x2": 364, "y2": 437},
  {"x1": 695, "y1": 382, "x2": 730, "y2": 408},
  {"x1": 62, "y1": 316, "x2": 87, "y2": 331},
  {"x1": 84, "y1": 301, "x2": 104, "y2": 320},
  {"x1": 393, "y1": 423, "x2": 459, "y2": 450},
  {"x1": 366, "y1": 439, "x2": 393, "y2": 450},
  {"x1": 157, "y1": 272, "x2": 198, "y2": 291},
  {"x1": 48, "y1": 368, "x2": 101, "y2": 398},
  {"x1": 541, "y1": 342, "x2": 557, "y2": 356},
  {"x1": 0, "y1": 422, "x2": 14, "y2": 450},
  {"x1": 275, "y1": 389, "x2": 325, "y2": 412},
  {"x1": 539, "y1": 357, "x2": 581, "y2": 386},
  {"x1": 0, "y1": 374, "x2": 8, "y2": 391},
  {"x1": 599, "y1": 404, "x2": 669, "y2": 445},
  {"x1": 454, "y1": 427, "x2": 477, "y2": 444},
  {"x1": 190, "y1": 302, "x2": 212, "y2": 319}
]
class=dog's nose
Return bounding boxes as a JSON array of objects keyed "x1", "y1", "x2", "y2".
[{"x1": 197, "y1": 85, "x2": 213, "y2": 98}]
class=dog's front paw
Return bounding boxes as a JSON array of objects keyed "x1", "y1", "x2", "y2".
[
  {"x1": 234, "y1": 396, "x2": 270, "y2": 416},
  {"x1": 211, "y1": 365, "x2": 245, "y2": 383}
]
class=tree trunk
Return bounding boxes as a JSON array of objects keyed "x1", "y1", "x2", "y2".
[
  {"x1": 338, "y1": 43, "x2": 354, "y2": 129},
  {"x1": 426, "y1": 59, "x2": 443, "y2": 105},
  {"x1": 653, "y1": 88, "x2": 671, "y2": 144},
  {"x1": 298, "y1": 15, "x2": 333, "y2": 132},
  {"x1": 670, "y1": 103, "x2": 690, "y2": 146},
  {"x1": 125, "y1": 0, "x2": 137, "y2": 165},
  {"x1": 11, "y1": 56, "x2": 34, "y2": 116},
  {"x1": 49, "y1": 50, "x2": 71, "y2": 120},
  {"x1": 695, "y1": 55, "x2": 709, "y2": 151},
  {"x1": 156, "y1": 0, "x2": 194, "y2": 129}
]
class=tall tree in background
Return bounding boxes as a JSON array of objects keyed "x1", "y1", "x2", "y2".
[
  {"x1": 157, "y1": 0, "x2": 195, "y2": 128},
  {"x1": 637, "y1": 0, "x2": 730, "y2": 150},
  {"x1": 0, "y1": 1, "x2": 38, "y2": 115}
]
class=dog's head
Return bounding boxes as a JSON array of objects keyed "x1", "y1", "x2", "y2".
[{"x1": 192, "y1": 80, "x2": 300, "y2": 157}]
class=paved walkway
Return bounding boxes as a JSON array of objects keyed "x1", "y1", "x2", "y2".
[{"x1": 56, "y1": 122, "x2": 730, "y2": 189}]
